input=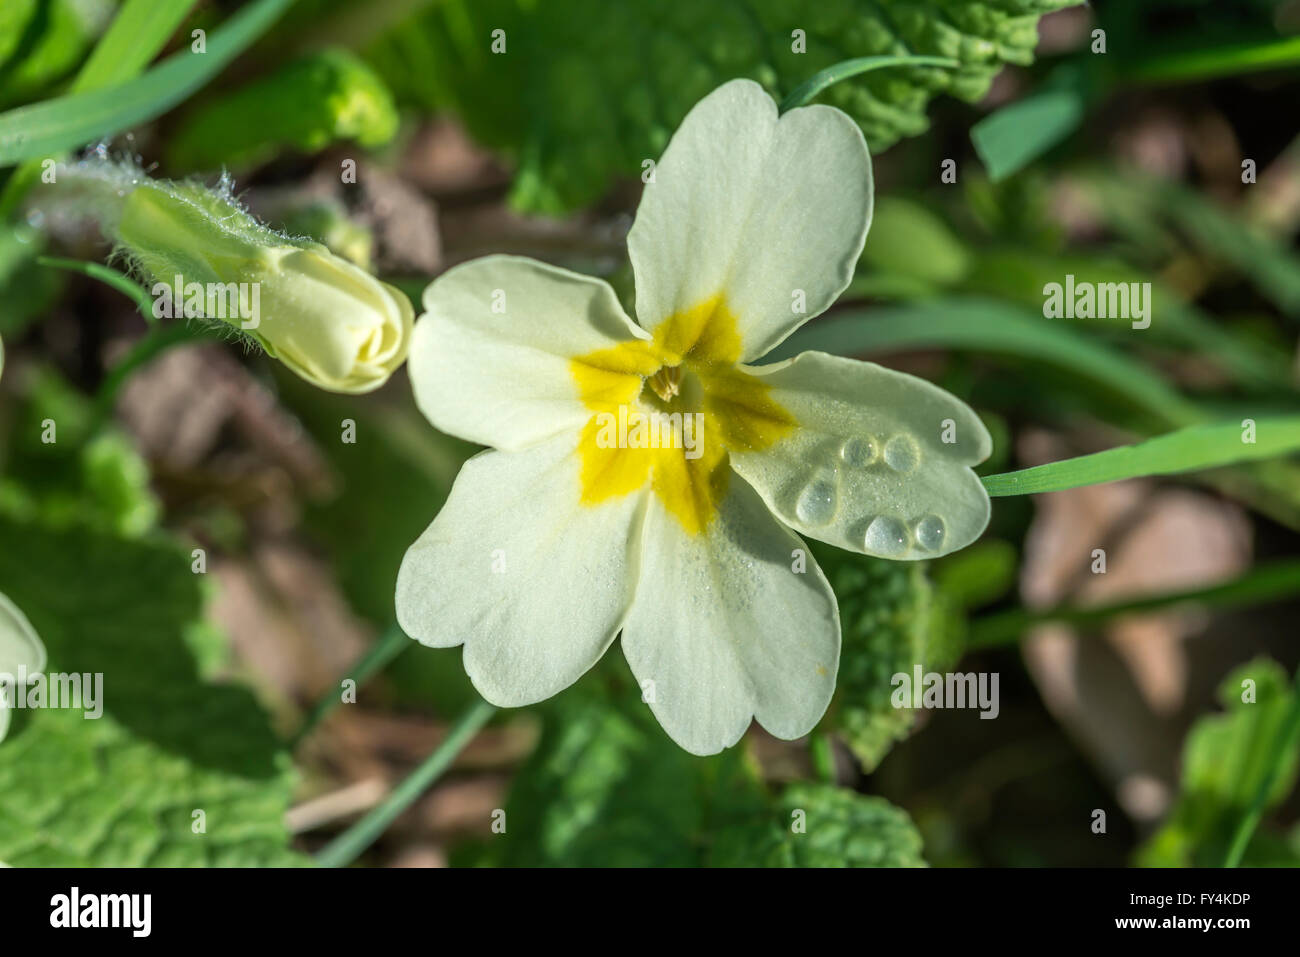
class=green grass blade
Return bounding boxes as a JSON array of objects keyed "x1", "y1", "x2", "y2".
[
  {"x1": 768, "y1": 298, "x2": 1204, "y2": 426},
  {"x1": 981, "y1": 416, "x2": 1300, "y2": 496},
  {"x1": 968, "y1": 559, "x2": 1300, "y2": 649},
  {"x1": 73, "y1": 0, "x2": 196, "y2": 94},
  {"x1": 780, "y1": 55, "x2": 958, "y2": 112},
  {"x1": 0, "y1": 0, "x2": 296, "y2": 167},
  {"x1": 1130, "y1": 34, "x2": 1300, "y2": 85},
  {"x1": 315, "y1": 697, "x2": 496, "y2": 868},
  {"x1": 0, "y1": 0, "x2": 197, "y2": 216}
]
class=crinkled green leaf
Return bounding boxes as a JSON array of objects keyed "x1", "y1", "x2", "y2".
[
  {"x1": 166, "y1": 48, "x2": 399, "y2": 172},
  {"x1": 480, "y1": 671, "x2": 765, "y2": 867},
  {"x1": 708, "y1": 781, "x2": 926, "y2": 867},
  {"x1": 0, "y1": 368, "x2": 159, "y2": 536},
  {"x1": 0, "y1": 513, "x2": 306, "y2": 866},
  {"x1": 368, "y1": 0, "x2": 1079, "y2": 212},
  {"x1": 1137, "y1": 658, "x2": 1300, "y2": 867},
  {"x1": 815, "y1": 544, "x2": 960, "y2": 771}
]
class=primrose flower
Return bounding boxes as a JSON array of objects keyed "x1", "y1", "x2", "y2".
[
  {"x1": 84, "y1": 173, "x2": 411, "y2": 393},
  {"x1": 397, "y1": 80, "x2": 991, "y2": 754},
  {"x1": 0, "y1": 591, "x2": 46, "y2": 745}
]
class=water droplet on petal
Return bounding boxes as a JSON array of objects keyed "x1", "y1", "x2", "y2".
[
  {"x1": 795, "y1": 473, "x2": 839, "y2": 525},
  {"x1": 839, "y1": 436, "x2": 878, "y2": 467},
  {"x1": 915, "y1": 514, "x2": 946, "y2": 550},
  {"x1": 864, "y1": 516, "x2": 907, "y2": 556},
  {"x1": 883, "y1": 434, "x2": 920, "y2": 473}
]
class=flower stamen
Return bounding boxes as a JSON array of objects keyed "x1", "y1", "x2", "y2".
[{"x1": 648, "y1": 364, "x2": 682, "y2": 402}]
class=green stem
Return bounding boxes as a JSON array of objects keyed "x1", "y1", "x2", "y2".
[
  {"x1": 1222, "y1": 665, "x2": 1300, "y2": 868},
  {"x1": 37, "y1": 255, "x2": 156, "y2": 321},
  {"x1": 968, "y1": 559, "x2": 1300, "y2": 649},
  {"x1": 291, "y1": 624, "x2": 409, "y2": 747},
  {"x1": 315, "y1": 698, "x2": 497, "y2": 868},
  {"x1": 93, "y1": 320, "x2": 225, "y2": 420}
]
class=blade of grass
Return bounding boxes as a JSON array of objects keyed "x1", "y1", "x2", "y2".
[
  {"x1": 0, "y1": 0, "x2": 295, "y2": 167},
  {"x1": 73, "y1": 0, "x2": 196, "y2": 93},
  {"x1": 768, "y1": 298, "x2": 1205, "y2": 427},
  {"x1": 291, "y1": 624, "x2": 409, "y2": 748},
  {"x1": 981, "y1": 416, "x2": 1300, "y2": 496},
  {"x1": 780, "y1": 55, "x2": 958, "y2": 112},
  {"x1": 1, "y1": 0, "x2": 196, "y2": 217},
  {"x1": 968, "y1": 558, "x2": 1300, "y2": 649},
  {"x1": 1129, "y1": 34, "x2": 1300, "y2": 85},
  {"x1": 315, "y1": 697, "x2": 496, "y2": 867}
]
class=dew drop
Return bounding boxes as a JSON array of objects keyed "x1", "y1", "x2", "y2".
[
  {"x1": 794, "y1": 474, "x2": 839, "y2": 525},
  {"x1": 883, "y1": 434, "x2": 920, "y2": 473},
  {"x1": 915, "y1": 514, "x2": 946, "y2": 551},
  {"x1": 864, "y1": 516, "x2": 907, "y2": 556},
  {"x1": 839, "y1": 436, "x2": 877, "y2": 467}
]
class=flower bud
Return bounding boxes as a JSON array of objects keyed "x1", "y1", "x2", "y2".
[{"x1": 103, "y1": 175, "x2": 412, "y2": 393}]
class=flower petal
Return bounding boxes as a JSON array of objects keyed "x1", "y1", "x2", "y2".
[
  {"x1": 0, "y1": 591, "x2": 45, "y2": 746},
  {"x1": 628, "y1": 79, "x2": 872, "y2": 362},
  {"x1": 731, "y1": 351, "x2": 992, "y2": 559},
  {"x1": 620, "y1": 473, "x2": 839, "y2": 755},
  {"x1": 0, "y1": 591, "x2": 45, "y2": 678},
  {"x1": 410, "y1": 255, "x2": 650, "y2": 450},
  {"x1": 395, "y1": 431, "x2": 644, "y2": 706}
]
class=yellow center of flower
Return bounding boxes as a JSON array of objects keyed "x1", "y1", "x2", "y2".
[{"x1": 569, "y1": 295, "x2": 796, "y2": 535}]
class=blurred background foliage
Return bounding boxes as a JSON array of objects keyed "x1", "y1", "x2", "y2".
[{"x1": 0, "y1": 0, "x2": 1298, "y2": 867}]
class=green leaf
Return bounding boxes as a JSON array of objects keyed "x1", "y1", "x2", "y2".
[
  {"x1": 0, "y1": 0, "x2": 195, "y2": 217},
  {"x1": 1089, "y1": 174, "x2": 1300, "y2": 324},
  {"x1": 0, "y1": 368, "x2": 160, "y2": 536},
  {"x1": 72, "y1": 0, "x2": 196, "y2": 95},
  {"x1": 1137, "y1": 659, "x2": 1300, "y2": 867},
  {"x1": 482, "y1": 671, "x2": 765, "y2": 867},
  {"x1": 709, "y1": 781, "x2": 926, "y2": 867},
  {"x1": 767, "y1": 297, "x2": 1204, "y2": 428},
  {"x1": 0, "y1": 0, "x2": 297, "y2": 167},
  {"x1": 0, "y1": 513, "x2": 306, "y2": 866},
  {"x1": 959, "y1": 248, "x2": 1292, "y2": 388},
  {"x1": 857, "y1": 196, "x2": 971, "y2": 288},
  {"x1": 981, "y1": 416, "x2": 1300, "y2": 496},
  {"x1": 971, "y1": 70, "x2": 1086, "y2": 181},
  {"x1": 0, "y1": 0, "x2": 105, "y2": 108},
  {"x1": 932, "y1": 539, "x2": 1018, "y2": 610},
  {"x1": 815, "y1": 545, "x2": 937, "y2": 770},
  {"x1": 165, "y1": 48, "x2": 399, "y2": 172},
  {"x1": 368, "y1": 0, "x2": 1079, "y2": 212}
]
